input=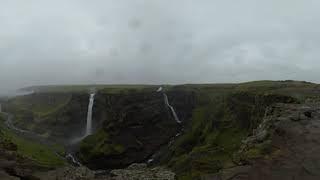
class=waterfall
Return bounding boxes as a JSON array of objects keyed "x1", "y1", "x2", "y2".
[
  {"x1": 147, "y1": 87, "x2": 183, "y2": 165},
  {"x1": 66, "y1": 153, "x2": 82, "y2": 166},
  {"x1": 85, "y1": 93, "x2": 95, "y2": 136},
  {"x1": 163, "y1": 93, "x2": 181, "y2": 124},
  {"x1": 70, "y1": 93, "x2": 96, "y2": 144}
]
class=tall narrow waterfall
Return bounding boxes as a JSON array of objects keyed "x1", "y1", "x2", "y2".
[
  {"x1": 85, "y1": 93, "x2": 95, "y2": 136},
  {"x1": 163, "y1": 93, "x2": 181, "y2": 124}
]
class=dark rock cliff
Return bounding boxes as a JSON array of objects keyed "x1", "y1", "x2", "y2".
[
  {"x1": 79, "y1": 90, "x2": 196, "y2": 169},
  {"x1": 41, "y1": 93, "x2": 89, "y2": 141}
]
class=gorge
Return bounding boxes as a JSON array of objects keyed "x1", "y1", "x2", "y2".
[{"x1": 1, "y1": 81, "x2": 320, "y2": 179}]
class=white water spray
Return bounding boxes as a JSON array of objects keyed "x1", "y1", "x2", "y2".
[
  {"x1": 156, "y1": 87, "x2": 181, "y2": 124},
  {"x1": 66, "y1": 153, "x2": 82, "y2": 166},
  {"x1": 147, "y1": 87, "x2": 182, "y2": 164},
  {"x1": 163, "y1": 93, "x2": 181, "y2": 124},
  {"x1": 85, "y1": 93, "x2": 95, "y2": 136}
]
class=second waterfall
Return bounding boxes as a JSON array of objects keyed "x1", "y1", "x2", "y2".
[
  {"x1": 163, "y1": 93, "x2": 181, "y2": 124},
  {"x1": 85, "y1": 93, "x2": 95, "y2": 136}
]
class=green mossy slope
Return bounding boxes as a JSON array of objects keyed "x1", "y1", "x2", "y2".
[
  {"x1": 79, "y1": 129, "x2": 125, "y2": 163},
  {"x1": 0, "y1": 113, "x2": 65, "y2": 168},
  {"x1": 160, "y1": 81, "x2": 310, "y2": 179}
]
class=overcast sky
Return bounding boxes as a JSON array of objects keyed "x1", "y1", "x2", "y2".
[{"x1": 0, "y1": 0, "x2": 320, "y2": 93}]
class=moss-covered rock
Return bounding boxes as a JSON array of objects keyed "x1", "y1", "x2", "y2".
[
  {"x1": 159, "y1": 90, "x2": 297, "y2": 179},
  {"x1": 79, "y1": 129, "x2": 125, "y2": 163},
  {"x1": 110, "y1": 163, "x2": 176, "y2": 180}
]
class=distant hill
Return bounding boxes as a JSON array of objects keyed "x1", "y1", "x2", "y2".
[{"x1": 20, "y1": 84, "x2": 159, "y2": 93}]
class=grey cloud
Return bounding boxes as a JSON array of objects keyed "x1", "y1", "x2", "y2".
[{"x1": 1, "y1": 0, "x2": 320, "y2": 93}]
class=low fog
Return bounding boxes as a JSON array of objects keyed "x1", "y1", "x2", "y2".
[{"x1": 1, "y1": 0, "x2": 320, "y2": 93}]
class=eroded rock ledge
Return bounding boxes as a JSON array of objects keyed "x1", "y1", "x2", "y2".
[
  {"x1": 34, "y1": 163, "x2": 175, "y2": 180},
  {"x1": 209, "y1": 103, "x2": 320, "y2": 180}
]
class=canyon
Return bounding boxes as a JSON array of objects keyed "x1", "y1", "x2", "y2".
[{"x1": 0, "y1": 81, "x2": 320, "y2": 179}]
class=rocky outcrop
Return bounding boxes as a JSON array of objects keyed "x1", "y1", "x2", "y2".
[
  {"x1": 34, "y1": 166, "x2": 95, "y2": 180},
  {"x1": 211, "y1": 103, "x2": 320, "y2": 180},
  {"x1": 110, "y1": 163, "x2": 175, "y2": 180},
  {"x1": 0, "y1": 145, "x2": 46, "y2": 180},
  {"x1": 33, "y1": 163, "x2": 175, "y2": 180}
]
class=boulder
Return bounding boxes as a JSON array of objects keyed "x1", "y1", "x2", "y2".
[{"x1": 34, "y1": 166, "x2": 95, "y2": 180}]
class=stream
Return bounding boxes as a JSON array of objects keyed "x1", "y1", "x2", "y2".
[{"x1": 147, "y1": 87, "x2": 184, "y2": 164}]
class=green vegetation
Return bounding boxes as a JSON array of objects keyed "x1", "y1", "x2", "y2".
[
  {"x1": 163, "y1": 92, "x2": 248, "y2": 179},
  {"x1": 161, "y1": 81, "x2": 308, "y2": 179},
  {"x1": 236, "y1": 80, "x2": 319, "y2": 100},
  {"x1": 4, "y1": 93, "x2": 73, "y2": 136},
  {"x1": 79, "y1": 129, "x2": 125, "y2": 162},
  {"x1": 242, "y1": 140, "x2": 273, "y2": 159},
  {"x1": 0, "y1": 113, "x2": 65, "y2": 168},
  {"x1": 8, "y1": 93, "x2": 71, "y2": 118},
  {"x1": 4, "y1": 80, "x2": 320, "y2": 179}
]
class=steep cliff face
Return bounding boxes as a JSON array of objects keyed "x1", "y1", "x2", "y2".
[
  {"x1": 75, "y1": 87, "x2": 297, "y2": 175},
  {"x1": 212, "y1": 103, "x2": 320, "y2": 180},
  {"x1": 5, "y1": 93, "x2": 91, "y2": 142},
  {"x1": 38, "y1": 93, "x2": 90, "y2": 141},
  {"x1": 79, "y1": 90, "x2": 196, "y2": 169},
  {"x1": 159, "y1": 91, "x2": 298, "y2": 179},
  {"x1": 4, "y1": 89, "x2": 195, "y2": 148}
]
